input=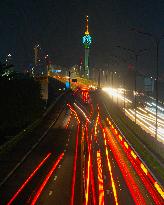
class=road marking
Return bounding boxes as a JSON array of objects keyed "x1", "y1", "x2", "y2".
[
  {"x1": 49, "y1": 190, "x2": 53, "y2": 196},
  {"x1": 31, "y1": 153, "x2": 64, "y2": 205},
  {"x1": 6, "y1": 153, "x2": 51, "y2": 205},
  {"x1": 0, "y1": 104, "x2": 65, "y2": 188},
  {"x1": 106, "y1": 190, "x2": 110, "y2": 195},
  {"x1": 54, "y1": 176, "x2": 58, "y2": 181}
]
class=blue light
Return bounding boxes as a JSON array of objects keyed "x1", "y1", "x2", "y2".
[
  {"x1": 82, "y1": 34, "x2": 92, "y2": 46},
  {"x1": 65, "y1": 81, "x2": 70, "y2": 89},
  {"x1": 52, "y1": 69, "x2": 61, "y2": 73}
]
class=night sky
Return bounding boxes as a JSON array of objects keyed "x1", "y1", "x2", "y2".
[{"x1": 0, "y1": 0, "x2": 164, "y2": 77}]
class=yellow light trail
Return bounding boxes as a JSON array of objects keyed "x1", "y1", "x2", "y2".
[
  {"x1": 97, "y1": 150, "x2": 105, "y2": 205},
  {"x1": 85, "y1": 144, "x2": 91, "y2": 205}
]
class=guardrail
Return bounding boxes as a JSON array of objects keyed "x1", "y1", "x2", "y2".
[{"x1": 43, "y1": 90, "x2": 69, "y2": 117}]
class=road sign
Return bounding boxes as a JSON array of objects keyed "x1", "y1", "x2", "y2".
[
  {"x1": 144, "y1": 77, "x2": 154, "y2": 92},
  {"x1": 72, "y1": 79, "x2": 77, "y2": 82}
]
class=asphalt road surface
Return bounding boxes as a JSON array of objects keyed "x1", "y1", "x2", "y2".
[{"x1": 0, "y1": 89, "x2": 163, "y2": 205}]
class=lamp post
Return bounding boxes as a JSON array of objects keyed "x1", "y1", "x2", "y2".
[
  {"x1": 98, "y1": 69, "x2": 101, "y2": 88},
  {"x1": 45, "y1": 54, "x2": 50, "y2": 78},
  {"x1": 116, "y1": 46, "x2": 148, "y2": 124},
  {"x1": 111, "y1": 71, "x2": 114, "y2": 102},
  {"x1": 69, "y1": 71, "x2": 71, "y2": 88},
  {"x1": 114, "y1": 71, "x2": 118, "y2": 105},
  {"x1": 110, "y1": 71, "x2": 117, "y2": 103},
  {"x1": 123, "y1": 78, "x2": 126, "y2": 112},
  {"x1": 131, "y1": 28, "x2": 164, "y2": 139},
  {"x1": 109, "y1": 55, "x2": 128, "y2": 111}
]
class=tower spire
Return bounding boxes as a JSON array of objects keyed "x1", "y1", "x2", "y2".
[{"x1": 85, "y1": 15, "x2": 89, "y2": 35}]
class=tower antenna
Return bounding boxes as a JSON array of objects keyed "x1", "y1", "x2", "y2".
[{"x1": 85, "y1": 15, "x2": 89, "y2": 35}]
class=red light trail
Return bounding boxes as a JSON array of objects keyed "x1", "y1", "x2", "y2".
[
  {"x1": 103, "y1": 130, "x2": 119, "y2": 205},
  {"x1": 97, "y1": 150, "x2": 105, "y2": 205},
  {"x1": 84, "y1": 142, "x2": 91, "y2": 205},
  {"x1": 90, "y1": 154, "x2": 97, "y2": 205},
  {"x1": 70, "y1": 125, "x2": 80, "y2": 205},
  {"x1": 105, "y1": 128, "x2": 147, "y2": 205},
  {"x1": 106, "y1": 117, "x2": 164, "y2": 203},
  {"x1": 7, "y1": 153, "x2": 51, "y2": 205},
  {"x1": 30, "y1": 152, "x2": 64, "y2": 205}
]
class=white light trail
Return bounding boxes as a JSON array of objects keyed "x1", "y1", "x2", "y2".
[
  {"x1": 102, "y1": 87, "x2": 132, "y2": 104},
  {"x1": 102, "y1": 87, "x2": 164, "y2": 143},
  {"x1": 74, "y1": 103, "x2": 91, "y2": 123}
]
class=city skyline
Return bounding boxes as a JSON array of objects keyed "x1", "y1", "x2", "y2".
[{"x1": 0, "y1": 0, "x2": 164, "y2": 77}]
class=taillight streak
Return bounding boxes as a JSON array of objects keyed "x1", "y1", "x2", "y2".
[
  {"x1": 124, "y1": 147, "x2": 163, "y2": 204},
  {"x1": 97, "y1": 150, "x2": 105, "y2": 205},
  {"x1": 70, "y1": 125, "x2": 80, "y2": 205},
  {"x1": 31, "y1": 152, "x2": 64, "y2": 205},
  {"x1": 105, "y1": 129, "x2": 147, "y2": 205},
  {"x1": 107, "y1": 118, "x2": 164, "y2": 203},
  {"x1": 90, "y1": 155, "x2": 96, "y2": 205},
  {"x1": 7, "y1": 153, "x2": 51, "y2": 205},
  {"x1": 103, "y1": 130, "x2": 119, "y2": 205},
  {"x1": 85, "y1": 143, "x2": 91, "y2": 205}
]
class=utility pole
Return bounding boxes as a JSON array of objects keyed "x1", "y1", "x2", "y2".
[
  {"x1": 131, "y1": 28, "x2": 164, "y2": 139},
  {"x1": 69, "y1": 71, "x2": 71, "y2": 89},
  {"x1": 123, "y1": 79, "x2": 126, "y2": 112},
  {"x1": 111, "y1": 72, "x2": 114, "y2": 102},
  {"x1": 116, "y1": 46, "x2": 148, "y2": 123},
  {"x1": 98, "y1": 69, "x2": 100, "y2": 88}
]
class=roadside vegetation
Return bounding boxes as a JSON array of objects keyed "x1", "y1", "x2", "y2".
[{"x1": 0, "y1": 73, "x2": 44, "y2": 144}]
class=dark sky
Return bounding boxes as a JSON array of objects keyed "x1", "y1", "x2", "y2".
[{"x1": 0, "y1": 0, "x2": 164, "y2": 77}]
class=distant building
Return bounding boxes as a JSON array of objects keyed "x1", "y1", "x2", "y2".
[
  {"x1": 136, "y1": 75, "x2": 154, "y2": 94},
  {"x1": 5, "y1": 53, "x2": 12, "y2": 66},
  {"x1": 33, "y1": 44, "x2": 47, "y2": 77},
  {"x1": 0, "y1": 54, "x2": 14, "y2": 80},
  {"x1": 33, "y1": 44, "x2": 48, "y2": 102}
]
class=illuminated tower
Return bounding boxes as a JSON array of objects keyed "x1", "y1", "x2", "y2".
[{"x1": 82, "y1": 15, "x2": 92, "y2": 78}]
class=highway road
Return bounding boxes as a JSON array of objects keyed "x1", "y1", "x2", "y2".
[
  {"x1": 0, "y1": 88, "x2": 163, "y2": 204},
  {"x1": 0, "y1": 108, "x2": 76, "y2": 204},
  {"x1": 87, "y1": 90, "x2": 163, "y2": 205}
]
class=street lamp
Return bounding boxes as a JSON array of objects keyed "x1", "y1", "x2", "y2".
[
  {"x1": 45, "y1": 54, "x2": 50, "y2": 77},
  {"x1": 98, "y1": 69, "x2": 101, "y2": 88},
  {"x1": 109, "y1": 55, "x2": 128, "y2": 111},
  {"x1": 116, "y1": 46, "x2": 149, "y2": 124},
  {"x1": 131, "y1": 28, "x2": 164, "y2": 139},
  {"x1": 110, "y1": 71, "x2": 117, "y2": 103}
]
